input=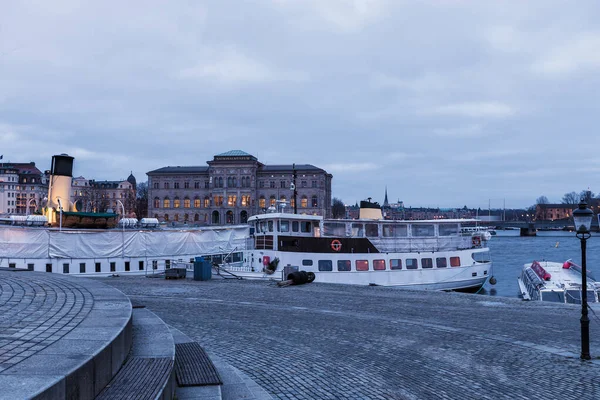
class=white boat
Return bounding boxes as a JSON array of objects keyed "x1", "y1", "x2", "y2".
[
  {"x1": 218, "y1": 206, "x2": 495, "y2": 291},
  {"x1": 517, "y1": 260, "x2": 599, "y2": 303},
  {"x1": 460, "y1": 226, "x2": 495, "y2": 239}
]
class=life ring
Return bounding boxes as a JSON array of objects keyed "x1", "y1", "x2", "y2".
[
  {"x1": 331, "y1": 239, "x2": 342, "y2": 252},
  {"x1": 471, "y1": 235, "x2": 481, "y2": 246}
]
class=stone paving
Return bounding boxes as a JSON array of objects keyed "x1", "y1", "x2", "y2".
[
  {"x1": 103, "y1": 276, "x2": 600, "y2": 400},
  {"x1": 0, "y1": 272, "x2": 93, "y2": 373}
]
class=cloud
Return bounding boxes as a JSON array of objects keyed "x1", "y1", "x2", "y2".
[
  {"x1": 322, "y1": 162, "x2": 380, "y2": 173},
  {"x1": 532, "y1": 32, "x2": 600, "y2": 77},
  {"x1": 433, "y1": 124, "x2": 484, "y2": 138},
  {"x1": 430, "y1": 102, "x2": 515, "y2": 118},
  {"x1": 177, "y1": 46, "x2": 309, "y2": 85}
]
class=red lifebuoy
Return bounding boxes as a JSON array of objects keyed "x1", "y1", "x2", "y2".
[
  {"x1": 471, "y1": 236, "x2": 481, "y2": 246},
  {"x1": 331, "y1": 239, "x2": 342, "y2": 252}
]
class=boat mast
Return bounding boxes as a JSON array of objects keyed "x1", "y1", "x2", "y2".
[{"x1": 292, "y1": 163, "x2": 298, "y2": 214}]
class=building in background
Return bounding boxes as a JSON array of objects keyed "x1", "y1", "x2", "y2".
[
  {"x1": 147, "y1": 150, "x2": 332, "y2": 225},
  {"x1": 0, "y1": 162, "x2": 47, "y2": 216},
  {"x1": 71, "y1": 173, "x2": 137, "y2": 216}
]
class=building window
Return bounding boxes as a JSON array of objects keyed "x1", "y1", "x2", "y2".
[
  {"x1": 259, "y1": 197, "x2": 266, "y2": 209},
  {"x1": 301, "y1": 181, "x2": 307, "y2": 188},
  {"x1": 163, "y1": 198, "x2": 170, "y2": 208},
  {"x1": 194, "y1": 198, "x2": 201, "y2": 208},
  {"x1": 27, "y1": 263, "x2": 34, "y2": 271},
  {"x1": 194, "y1": 182, "x2": 200, "y2": 189},
  {"x1": 184, "y1": 213, "x2": 189, "y2": 222},
  {"x1": 241, "y1": 195, "x2": 250, "y2": 207},
  {"x1": 312, "y1": 195, "x2": 318, "y2": 207},
  {"x1": 291, "y1": 198, "x2": 295, "y2": 209},
  {"x1": 214, "y1": 196, "x2": 223, "y2": 206},
  {"x1": 174, "y1": 198, "x2": 181, "y2": 208},
  {"x1": 259, "y1": 181, "x2": 264, "y2": 188},
  {"x1": 184, "y1": 198, "x2": 190, "y2": 208},
  {"x1": 218, "y1": 177, "x2": 223, "y2": 188},
  {"x1": 204, "y1": 197, "x2": 210, "y2": 207},
  {"x1": 139, "y1": 261, "x2": 144, "y2": 270},
  {"x1": 154, "y1": 197, "x2": 160, "y2": 208},
  {"x1": 110, "y1": 262, "x2": 116, "y2": 272},
  {"x1": 270, "y1": 181, "x2": 275, "y2": 188},
  {"x1": 95, "y1": 262, "x2": 101, "y2": 273},
  {"x1": 63, "y1": 263, "x2": 69, "y2": 274},
  {"x1": 194, "y1": 213, "x2": 199, "y2": 221},
  {"x1": 80, "y1": 263, "x2": 86, "y2": 273},
  {"x1": 312, "y1": 180, "x2": 317, "y2": 188},
  {"x1": 164, "y1": 214, "x2": 169, "y2": 221},
  {"x1": 184, "y1": 182, "x2": 189, "y2": 189},
  {"x1": 228, "y1": 195, "x2": 237, "y2": 206},
  {"x1": 164, "y1": 182, "x2": 169, "y2": 189},
  {"x1": 174, "y1": 214, "x2": 179, "y2": 222},
  {"x1": 280, "y1": 181, "x2": 287, "y2": 188},
  {"x1": 154, "y1": 182, "x2": 159, "y2": 189},
  {"x1": 205, "y1": 181, "x2": 210, "y2": 189},
  {"x1": 337, "y1": 260, "x2": 351, "y2": 271},
  {"x1": 174, "y1": 182, "x2": 180, "y2": 189},
  {"x1": 356, "y1": 260, "x2": 369, "y2": 271},
  {"x1": 226, "y1": 210, "x2": 234, "y2": 224},
  {"x1": 301, "y1": 196, "x2": 308, "y2": 208},
  {"x1": 46, "y1": 263, "x2": 52, "y2": 273},
  {"x1": 270, "y1": 196, "x2": 276, "y2": 206},
  {"x1": 125, "y1": 261, "x2": 130, "y2": 271}
]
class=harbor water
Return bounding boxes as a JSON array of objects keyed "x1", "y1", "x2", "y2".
[{"x1": 480, "y1": 230, "x2": 600, "y2": 298}]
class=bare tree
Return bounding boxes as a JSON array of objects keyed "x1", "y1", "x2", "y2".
[
  {"x1": 331, "y1": 197, "x2": 346, "y2": 219},
  {"x1": 535, "y1": 196, "x2": 549, "y2": 204},
  {"x1": 580, "y1": 189, "x2": 595, "y2": 204},
  {"x1": 135, "y1": 182, "x2": 148, "y2": 218},
  {"x1": 562, "y1": 191, "x2": 579, "y2": 204}
]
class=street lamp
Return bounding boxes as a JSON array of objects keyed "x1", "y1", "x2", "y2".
[{"x1": 573, "y1": 200, "x2": 594, "y2": 360}]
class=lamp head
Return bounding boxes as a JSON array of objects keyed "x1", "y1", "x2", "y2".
[{"x1": 573, "y1": 200, "x2": 593, "y2": 234}]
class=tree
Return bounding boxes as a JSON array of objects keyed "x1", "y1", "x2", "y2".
[
  {"x1": 562, "y1": 191, "x2": 579, "y2": 204},
  {"x1": 331, "y1": 197, "x2": 346, "y2": 219},
  {"x1": 135, "y1": 182, "x2": 148, "y2": 218},
  {"x1": 535, "y1": 196, "x2": 549, "y2": 204}
]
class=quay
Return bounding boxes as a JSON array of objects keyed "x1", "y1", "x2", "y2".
[{"x1": 1, "y1": 272, "x2": 600, "y2": 399}]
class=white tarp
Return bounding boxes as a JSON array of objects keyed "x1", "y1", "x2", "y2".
[{"x1": 0, "y1": 226, "x2": 250, "y2": 259}]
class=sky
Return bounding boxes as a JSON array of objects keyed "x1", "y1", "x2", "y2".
[{"x1": 1, "y1": 0, "x2": 600, "y2": 210}]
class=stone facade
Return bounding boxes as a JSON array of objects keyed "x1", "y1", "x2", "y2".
[
  {"x1": 147, "y1": 150, "x2": 332, "y2": 225},
  {"x1": 0, "y1": 162, "x2": 47, "y2": 215},
  {"x1": 71, "y1": 174, "x2": 137, "y2": 215}
]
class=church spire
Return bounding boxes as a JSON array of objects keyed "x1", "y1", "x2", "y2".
[{"x1": 383, "y1": 186, "x2": 389, "y2": 207}]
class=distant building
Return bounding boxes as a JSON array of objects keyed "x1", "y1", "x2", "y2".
[
  {"x1": 71, "y1": 173, "x2": 137, "y2": 215},
  {"x1": 0, "y1": 162, "x2": 47, "y2": 215},
  {"x1": 147, "y1": 150, "x2": 332, "y2": 225},
  {"x1": 535, "y1": 203, "x2": 580, "y2": 221}
]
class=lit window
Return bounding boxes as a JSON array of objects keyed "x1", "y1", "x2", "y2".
[
  {"x1": 228, "y1": 195, "x2": 237, "y2": 206},
  {"x1": 204, "y1": 197, "x2": 210, "y2": 207},
  {"x1": 270, "y1": 196, "x2": 276, "y2": 206},
  {"x1": 194, "y1": 198, "x2": 201, "y2": 208},
  {"x1": 301, "y1": 196, "x2": 308, "y2": 208},
  {"x1": 163, "y1": 198, "x2": 170, "y2": 208},
  {"x1": 311, "y1": 195, "x2": 318, "y2": 207},
  {"x1": 174, "y1": 198, "x2": 181, "y2": 208},
  {"x1": 259, "y1": 197, "x2": 266, "y2": 209},
  {"x1": 373, "y1": 260, "x2": 386, "y2": 270},
  {"x1": 356, "y1": 260, "x2": 369, "y2": 271},
  {"x1": 184, "y1": 198, "x2": 190, "y2": 208}
]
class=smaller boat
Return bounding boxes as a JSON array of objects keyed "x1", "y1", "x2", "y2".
[
  {"x1": 460, "y1": 226, "x2": 494, "y2": 241},
  {"x1": 517, "y1": 260, "x2": 600, "y2": 303}
]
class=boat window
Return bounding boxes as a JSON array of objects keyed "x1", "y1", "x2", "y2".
[
  {"x1": 302, "y1": 259, "x2": 313, "y2": 266},
  {"x1": 390, "y1": 259, "x2": 402, "y2": 270},
  {"x1": 301, "y1": 221, "x2": 311, "y2": 233},
  {"x1": 324, "y1": 222, "x2": 346, "y2": 237},
  {"x1": 542, "y1": 291, "x2": 566, "y2": 303},
  {"x1": 436, "y1": 257, "x2": 447, "y2": 268},
  {"x1": 259, "y1": 221, "x2": 266, "y2": 233},
  {"x1": 356, "y1": 260, "x2": 369, "y2": 271},
  {"x1": 351, "y1": 223, "x2": 364, "y2": 237},
  {"x1": 365, "y1": 224, "x2": 378, "y2": 237},
  {"x1": 439, "y1": 224, "x2": 459, "y2": 236},
  {"x1": 393, "y1": 225, "x2": 408, "y2": 237},
  {"x1": 382, "y1": 225, "x2": 394, "y2": 237},
  {"x1": 318, "y1": 260, "x2": 333, "y2": 271},
  {"x1": 337, "y1": 260, "x2": 351, "y2": 271},
  {"x1": 421, "y1": 258, "x2": 433, "y2": 269},
  {"x1": 280, "y1": 220, "x2": 290, "y2": 232},
  {"x1": 450, "y1": 257, "x2": 461, "y2": 267},
  {"x1": 373, "y1": 260, "x2": 386, "y2": 270},
  {"x1": 412, "y1": 224, "x2": 435, "y2": 237},
  {"x1": 292, "y1": 221, "x2": 299, "y2": 232},
  {"x1": 406, "y1": 259, "x2": 418, "y2": 270},
  {"x1": 268, "y1": 221, "x2": 274, "y2": 232}
]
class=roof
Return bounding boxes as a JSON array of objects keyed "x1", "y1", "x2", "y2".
[
  {"x1": 62, "y1": 211, "x2": 118, "y2": 218},
  {"x1": 147, "y1": 166, "x2": 209, "y2": 175},
  {"x1": 261, "y1": 164, "x2": 327, "y2": 173},
  {"x1": 3, "y1": 162, "x2": 43, "y2": 175},
  {"x1": 215, "y1": 150, "x2": 254, "y2": 157}
]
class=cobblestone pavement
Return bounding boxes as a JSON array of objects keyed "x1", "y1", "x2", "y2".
[
  {"x1": 0, "y1": 271, "x2": 93, "y2": 373},
  {"x1": 103, "y1": 277, "x2": 600, "y2": 399}
]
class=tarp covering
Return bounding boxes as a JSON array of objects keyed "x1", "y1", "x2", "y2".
[{"x1": 0, "y1": 226, "x2": 250, "y2": 259}]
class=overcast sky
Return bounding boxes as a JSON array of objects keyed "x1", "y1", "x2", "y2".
[{"x1": 2, "y1": 1, "x2": 600, "y2": 209}]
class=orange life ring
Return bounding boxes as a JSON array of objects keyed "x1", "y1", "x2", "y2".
[
  {"x1": 331, "y1": 239, "x2": 342, "y2": 252},
  {"x1": 472, "y1": 235, "x2": 481, "y2": 246}
]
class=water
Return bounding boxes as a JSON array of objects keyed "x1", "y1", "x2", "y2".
[{"x1": 479, "y1": 230, "x2": 600, "y2": 298}]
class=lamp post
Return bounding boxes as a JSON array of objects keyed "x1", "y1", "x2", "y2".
[{"x1": 573, "y1": 200, "x2": 593, "y2": 360}]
